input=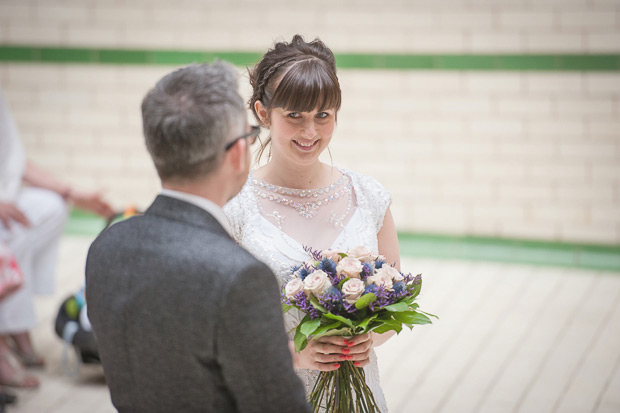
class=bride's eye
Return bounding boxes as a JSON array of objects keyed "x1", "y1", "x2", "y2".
[
  {"x1": 316, "y1": 112, "x2": 330, "y2": 119},
  {"x1": 287, "y1": 112, "x2": 301, "y2": 119}
]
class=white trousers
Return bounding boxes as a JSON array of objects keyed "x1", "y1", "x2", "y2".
[{"x1": 0, "y1": 187, "x2": 67, "y2": 334}]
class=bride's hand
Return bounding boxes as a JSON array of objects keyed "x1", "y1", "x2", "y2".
[
  {"x1": 344, "y1": 334, "x2": 373, "y2": 368},
  {"x1": 293, "y1": 334, "x2": 373, "y2": 371}
]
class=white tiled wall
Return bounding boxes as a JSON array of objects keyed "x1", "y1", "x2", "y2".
[{"x1": 0, "y1": 0, "x2": 619, "y2": 244}]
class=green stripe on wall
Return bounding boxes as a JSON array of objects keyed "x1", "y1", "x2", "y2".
[
  {"x1": 66, "y1": 211, "x2": 620, "y2": 272},
  {"x1": 1, "y1": 45, "x2": 619, "y2": 71},
  {"x1": 399, "y1": 233, "x2": 620, "y2": 273}
]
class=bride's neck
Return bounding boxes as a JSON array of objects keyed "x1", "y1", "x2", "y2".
[{"x1": 258, "y1": 161, "x2": 335, "y2": 189}]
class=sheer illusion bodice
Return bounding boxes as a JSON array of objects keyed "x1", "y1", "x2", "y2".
[{"x1": 224, "y1": 168, "x2": 391, "y2": 412}]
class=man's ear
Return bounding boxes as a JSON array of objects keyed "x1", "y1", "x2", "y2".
[
  {"x1": 226, "y1": 139, "x2": 247, "y2": 172},
  {"x1": 254, "y1": 101, "x2": 269, "y2": 126}
]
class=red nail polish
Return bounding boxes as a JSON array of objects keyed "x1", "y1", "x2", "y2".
[
  {"x1": 344, "y1": 340, "x2": 350, "y2": 346},
  {"x1": 347, "y1": 342, "x2": 354, "y2": 348},
  {"x1": 354, "y1": 362, "x2": 361, "y2": 367},
  {"x1": 334, "y1": 364, "x2": 341, "y2": 368},
  {"x1": 343, "y1": 348, "x2": 350, "y2": 355},
  {"x1": 340, "y1": 355, "x2": 346, "y2": 360},
  {"x1": 346, "y1": 355, "x2": 353, "y2": 360}
]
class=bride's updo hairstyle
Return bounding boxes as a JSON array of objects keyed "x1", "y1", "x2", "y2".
[{"x1": 248, "y1": 34, "x2": 342, "y2": 160}]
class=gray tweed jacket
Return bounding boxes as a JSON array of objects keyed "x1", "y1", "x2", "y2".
[{"x1": 86, "y1": 195, "x2": 310, "y2": 413}]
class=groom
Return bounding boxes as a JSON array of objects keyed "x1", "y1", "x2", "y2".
[{"x1": 86, "y1": 62, "x2": 310, "y2": 412}]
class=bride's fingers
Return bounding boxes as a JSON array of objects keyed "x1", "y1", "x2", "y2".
[
  {"x1": 353, "y1": 357, "x2": 371, "y2": 368},
  {"x1": 315, "y1": 336, "x2": 348, "y2": 346},
  {"x1": 345, "y1": 334, "x2": 372, "y2": 347},
  {"x1": 315, "y1": 352, "x2": 348, "y2": 364},
  {"x1": 297, "y1": 346, "x2": 340, "y2": 370},
  {"x1": 345, "y1": 339, "x2": 373, "y2": 355},
  {"x1": 313, "y1": 361, "x2": 342, "y2": 372},
  {"x1": 336, "y1": 345, "x2": 371, "y2": 362},
  {"x1": 312, "y1": 341, "x2": 346, "y2": 355}
]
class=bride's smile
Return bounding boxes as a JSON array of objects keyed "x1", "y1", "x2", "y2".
[{"x1": 293, "y1": 138, "x2": 319, "y2": 151}]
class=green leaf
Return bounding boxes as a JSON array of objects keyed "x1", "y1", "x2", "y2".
[
  {"x1": 312, "y1": 321, "x2": 352, "y2": 340},
  {"x1": 324, "y1": 312, "x2": 354, "y2": 328},
  {"x1": 314, "y1": 326, "x2": 352, "y2": 339},
  {"x1": 337, "y1": 277, "x2": 351, "y2": 289},
  {"x1": 294, "y1": 327, "x2": 308, "y2": 352},
  {"x1": 409, "y1": 277, "x2": 422, "y2": 298},
  {"x1": 309, "y1": 294, "x2": 327, "y2": 313},
  {"x1": 384, "y1": 302, "x2": 409, "y2": 312},
  {"x1": 394, "y1": 311, "x2": 432, "y2": 325},
  {"x1": 355, "y1": 293, "x2": 377, "y2": 310},
  {"x1": 282, "y1": 303, "x2": 293, "y2": 313},
  {"x1": 357, "y1": 314, "x2": 378, "y2": 332},
  {"x1": 311, "y1": 321, "x2": 342, "y2": 338},
  {"x1": 419, "y1": 310, "x2": 439, "y2": 320},
  {"x1": 300, "y1": 318, "x2": 322, "y2": 337},
  {"x1": 372, "y1": 320, "x2": 403, "y2": 334},
  {"x1": 376, "y1": 311, "x2": 396, "y2": 322},
  {"x1": 404, "y1": 295, "x2": 418, "y2": 305}
]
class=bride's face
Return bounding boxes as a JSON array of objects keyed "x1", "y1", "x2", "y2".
[{"x1": 267, "y1": 107, "x2": 336, "y2": 166}]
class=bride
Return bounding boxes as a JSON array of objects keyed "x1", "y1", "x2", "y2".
[{"x1": 225, "y1": 34, "x2": 400, "y2": 412}]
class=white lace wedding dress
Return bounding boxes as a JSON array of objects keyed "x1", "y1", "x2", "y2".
[{"x1": 224, "y1": 168, "x2": 391, "y2": 412}]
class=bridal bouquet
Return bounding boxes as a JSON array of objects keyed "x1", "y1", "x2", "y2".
[{"x1": 281, "y1": 246, "x2": 436, "y2": 413}]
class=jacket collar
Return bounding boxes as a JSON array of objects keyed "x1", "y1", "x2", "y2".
[{"x1": 145, "y1": 195, "x2": 231, "y2": 238}]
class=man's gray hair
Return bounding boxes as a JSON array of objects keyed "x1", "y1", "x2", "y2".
[{"x1": 142, "y1": 61, "x2": 245, "y2": 181}]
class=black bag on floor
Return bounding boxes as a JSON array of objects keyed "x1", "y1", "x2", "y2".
[{"x1": 54, "y1": 289, "x2": 100, "y2": 366}]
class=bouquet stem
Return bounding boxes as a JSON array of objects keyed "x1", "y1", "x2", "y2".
[{"x1": 308, "y1": 361, "x2": 379, "y2": 412}]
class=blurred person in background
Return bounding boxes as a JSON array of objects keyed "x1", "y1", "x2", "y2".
[{"x1": 0, "y1": 87, "x2": 114, "y2": 388}]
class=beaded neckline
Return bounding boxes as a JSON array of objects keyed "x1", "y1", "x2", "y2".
[
  {"x1": 249, "y1": 171, "x2": 352, "y2": 221},
  {"x1": 250, "y1": 173, "x2": 347, "y2": 198}
]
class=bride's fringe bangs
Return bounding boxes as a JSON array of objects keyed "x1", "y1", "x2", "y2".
[{"x1": 271, "y1": 59, "x2": 342, "y2": 113}]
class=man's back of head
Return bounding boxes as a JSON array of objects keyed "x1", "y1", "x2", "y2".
[{"x1": 141, "y1": 62, "x2": 246, "y2": 185}]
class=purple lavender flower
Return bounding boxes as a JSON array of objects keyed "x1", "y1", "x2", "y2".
[
  {"x1": 368, "y1": 286, "x2": 392, "y2": 311},
  {"x1": 303, "y1": 245, "x2": 323, "y2": 261},
  {"x1": 318, "y1": 287, "x2": 344, "y2": 315},
  {"x1": 343, "y1": 300, "x2": 359, "y2": 314},
  {"x1": 290, "y1": 291, "x2": 320, "y2": 319},
  {"x1": 361, "y1": 263, "x2": 374, "y2": 280}
]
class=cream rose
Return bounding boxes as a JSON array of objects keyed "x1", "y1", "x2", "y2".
[
  {"x1": 347, "y1": 246, "x2": 374, "y2": 262},
  {"x1": 285, "y1": 278, "x2": 305, "y2": 299},
  {"x1": 377, "y1": 265, "x2": 404, "y2": 282},
  {"x1": 303, "y1": 270, "x2": 332, "y2": 296},
  {"x1": 366, "y1": 271, "x2": 394, "y2": 291},
  {"x1": 336, "y1": 257, "x2": 364, "y2": 279},
  {"x1": 322, "y1": 249, "x2": 344, "y2": 262},
  {"x1": 341, "y1": 278, "x2": 366, "y2": 303}
]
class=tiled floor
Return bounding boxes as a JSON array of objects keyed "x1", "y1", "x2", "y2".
[{"x1": 6, "y1": 235, "x2": 620, "y2": 412}]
